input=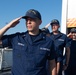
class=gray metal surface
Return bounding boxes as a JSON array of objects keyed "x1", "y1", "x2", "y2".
[
  {"x1": 0, "y1": 48, "x2": 12, "y2": 70},
  {"x1": 0, "y1": 70, "x2": 11, "y2": 75}
]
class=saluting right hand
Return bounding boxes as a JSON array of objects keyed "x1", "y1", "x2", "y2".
[{"x1": 7, "y1": 17, "x2": 22, "y2": 28}]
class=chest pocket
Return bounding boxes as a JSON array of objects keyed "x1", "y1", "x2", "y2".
[
  {"x1": 56, "y1": 39, "x2": 65, "y2": 47},
  {"x1": 13, "y1": 42, "x2": 28, "y2": 58},
  {"x1": 14, "y1": 42, "x2": 27, "y2": 50},
  {"x1": 35, "y1": 47, "x2": 50, "y2": 66}
]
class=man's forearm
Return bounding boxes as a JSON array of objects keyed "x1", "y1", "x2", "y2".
[
  {"x1": 65, "y1": 47, "x2": 70, "y2": 65},
  {"x1": 49, "y1": 59, "x2": 56, "y2": 75},
  {"x1": 0, "y1": 24, "x2": 10, "y2": 39},
  {"x1": 0, "y1": 17, "x2": 22, "y2": 39}
]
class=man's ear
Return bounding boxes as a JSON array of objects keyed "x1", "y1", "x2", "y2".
[
  {"x1": 58, "y1": 25, "x2": 60, "y2": 28},
  {"x1": 39, "y1": 20, "x2": 42, "y2": 25}
]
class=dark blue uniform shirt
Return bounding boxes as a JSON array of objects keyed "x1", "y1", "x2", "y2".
[
  {"x1": 69, "y1": 40, "x2": 76, "y2": 67},
  {"x1": 50, "y1": 31, "x2": 71, "y2": 62},
  {"x1": 2, "y1": 31, "x2": 55, "y2": 75}
]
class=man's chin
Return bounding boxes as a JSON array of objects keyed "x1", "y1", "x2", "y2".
[{"x1": 27, "y1": 29, "x2": 33, "y2": 32}]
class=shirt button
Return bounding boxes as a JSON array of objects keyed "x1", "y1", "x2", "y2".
[{"x1": 17, "y1": 54, "x2": 21, "y2": 57}]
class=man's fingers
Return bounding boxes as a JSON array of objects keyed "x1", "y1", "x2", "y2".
[{"x1": 14, "y1": 16, "x2": 22, "y2": 21}]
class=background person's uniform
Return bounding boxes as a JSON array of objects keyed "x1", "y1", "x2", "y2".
[
  {"x1": 65, "y1": 28, "x2": 76, "y2": 75},
  {"x1": 65, "y1": 40, "x2": 76, "y2": 75},
  {"x1": 1, "y1": 30, "x2": 56, "y2": 75},
  {"x1": 49, "y1": 31, "x2": 71, "y2": 75}
]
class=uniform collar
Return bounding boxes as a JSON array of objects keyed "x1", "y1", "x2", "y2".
[
  {"x1": 23, "y1": 30, "x2": 46, "y2": 45},
  {"x1": 50, "y1": 31, "x2": 62, "y2": 39}
]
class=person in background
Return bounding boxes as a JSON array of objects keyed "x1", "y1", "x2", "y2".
[
  {"x1": 0, "y1": 9, "x2": 56, "y2": 75},
  {"x1": 49, "y1": 19, "x2": 70, "y2": 75},
  {"x1": 41, "y1": 23, "x2": 51, "y2": 36},
  {"x1": 65, "y1": 28, "x2": 76, "y2": 75}
]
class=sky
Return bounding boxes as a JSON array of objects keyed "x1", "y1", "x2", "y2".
[{"x1": 0, "y1": 0, "x2": 62, "y2": 34}]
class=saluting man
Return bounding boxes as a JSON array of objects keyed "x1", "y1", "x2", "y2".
[
  {"x1": 49, "y1": 19, "x2": 71, "y2": 75},
  {"x1": 0, "y1": 9, "x2": 56, "y2": 75}
]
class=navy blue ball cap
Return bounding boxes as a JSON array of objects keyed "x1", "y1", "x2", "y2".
[
  {"x1": 70, "y1": 28, "x2": 76, "y2": 33},
  {"x1": 22, "y1": 9, "x2": 41, "y2": 20},
  {"x1": 41, "y1": 28, "x2": 50, "y2": 34},
  {"x1": 50, "y1": 19, "x2": 59, "y2": 25}
]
